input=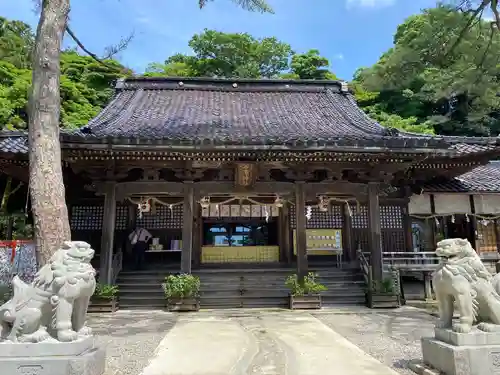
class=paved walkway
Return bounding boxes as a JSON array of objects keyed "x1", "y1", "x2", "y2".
[{"x1": 138, "y1": 309, "x2": 401, "y2": 375}]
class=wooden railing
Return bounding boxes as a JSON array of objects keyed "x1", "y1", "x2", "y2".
[
  {"x1": 381, "y1": 251, "x2": 440, "y2": 271},
  {"x1": 110, "y1": 250, "x2": 123, "y2": 284},
  {"x1": 357, "y1": 249, "x2": 372, "y2": 289}
]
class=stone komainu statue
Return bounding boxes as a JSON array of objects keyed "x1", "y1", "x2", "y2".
[
  {"x1": 433, "y1": 238, "x2": 500, "y2": 333},
  {"x1": 0, "y1": 241, "x2": 96, "y2": 343}
]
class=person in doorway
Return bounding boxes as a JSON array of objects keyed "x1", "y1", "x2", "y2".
[{"x1": 128, "y1": 226, "x2": 152, "y2": 270}]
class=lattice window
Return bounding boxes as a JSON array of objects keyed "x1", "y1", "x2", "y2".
[
  {"x1": 380, "y1": 206, "x2": 403, "y2": 229},
  {"x1": 70, "y1": 206, "x2": 103, "y2": 230},
  {"x1": 478, "y1": 220, "x2": 497, "y2": 253},
  {"x1": 382, "y1": 230, "x2": 405, "y2": 252},
  {"x1": 289, "y1": 205, "x2": 343, "y2": 229},
  {"x1": 353, "y1": 229, "x2": 369, "y2": 251},
  {"x1": 115, "y1": 205, "x2": 129, "y2": 230},
  {"x1": 136, "y1": 204, "x2": 183, "y2": 229},
  {"x1": 71, "y1": 204, "x2": 132, "y2": 231},
  {"x1": 352, "y1": 206, "x2": 368, "y2": 229}
]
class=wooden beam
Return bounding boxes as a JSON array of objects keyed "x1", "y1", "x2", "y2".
[
  {"x1": 111, "y1": 180, "x2": 369, "y2": 200},
  {"x1": 295, "y1": 182, "x2": 308, "y2": 279},
  {"x1": 368, "y1": 182, "x2": 383, "y2": 282},
  {"x1": 99, "y1": 182, "x2": 116, "y2": 284},
  {"x1": 181, "y1": 182, "x2": 194, "y2": 273}
]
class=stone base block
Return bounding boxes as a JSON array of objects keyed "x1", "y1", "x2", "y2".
[
  {"x1": 0, "y1": 336, "x2": 106, "y2": 375},
  {"x1": 422, "y1": 337, "x2": 500, "y2": 375}
]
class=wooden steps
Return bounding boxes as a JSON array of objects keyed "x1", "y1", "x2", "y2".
[{"x1": 115, "y1": 265, "x2": 366, "y2": 310}]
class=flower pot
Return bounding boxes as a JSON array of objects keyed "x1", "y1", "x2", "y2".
[
  {"x1": 366, "y1": 293, "x2": 400, "y2": 309},
  {"x1": 166, "y1": 298, "x2": 200, "y2": 312},
  {"x1": 289, "y1": 294, "x2": 322, "y2": 310},
  {"x1": 88, "y1": 296, "x2": 119, "y2": 313}
]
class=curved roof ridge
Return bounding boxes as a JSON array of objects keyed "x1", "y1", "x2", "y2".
[{"x1": 116, "y1": 76, "x2": 347, "y2": 92}]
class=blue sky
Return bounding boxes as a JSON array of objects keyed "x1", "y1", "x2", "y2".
[{"x1": 0, "y1": 0, "x2": 437, "y2": 79}]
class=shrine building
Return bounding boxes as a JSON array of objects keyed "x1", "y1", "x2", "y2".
[{"x1": 1, "y1": 77, "x2": 500, "y2": 308}]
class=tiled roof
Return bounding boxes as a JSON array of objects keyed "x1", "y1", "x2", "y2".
[
  {"x1": 0, "y1": 132, "x2": 28, "y2": 154},
  {"x1": 71, "y1": 77, "x2": 448, "y2": 149},
  {"x1": 424, "y1": 161, "x2": 500, "y2": 193}
]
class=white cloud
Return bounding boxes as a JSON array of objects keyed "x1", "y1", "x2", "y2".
[
  {"x1": 346, "y1": 0, "x2": 396, "y2": 8},
  {"x1": 333, "y1": 53, "x2": 344, "y2": 60}
]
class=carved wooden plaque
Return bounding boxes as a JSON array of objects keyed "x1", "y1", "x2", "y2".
[{"x1": 235, "y1": 163, "x2": 257, "y2": 187}]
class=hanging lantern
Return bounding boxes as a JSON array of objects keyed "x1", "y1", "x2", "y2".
[
  {"x1": 318, "y1": 196, "x2": 328, "y2": 212},
  {"x1": 199, "y1": 196, "x2": 210, "y2": 209},
  {"x1": 137, "y1": 198, "x2": 151, "y2": 219},
  {"x1": 274, "y1": 196, "x2": 284, "y2": 208}
]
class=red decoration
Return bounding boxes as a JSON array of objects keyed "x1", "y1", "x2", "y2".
[
  {"x1": 0, "y1": 240, "x2": 19, "y2": 264},
  {"x1": 9, "y1": 240, "x2": 17, "y2": 263}
]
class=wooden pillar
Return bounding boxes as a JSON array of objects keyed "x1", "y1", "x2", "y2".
[
  {"x1": 424, "y1": 271, "x2": 433, "y2": 301},
  {"x1": 278, "y1": 203, "x2": 291, "y2": 263},
  {"x1": 283, "y1": 203, "x2": 291, "y2": 264},
  {"x1": 430, "y1": 194, "x2": 437, "y2": 246},
  {"x1": 469, "y1": 195, "x2": 478, "y2": 249},
  {"x1": 402, "y1": 203, "x2": 413, "y2": 253},
  {"x1": 192, "y1": 199, "x2": 202, "y2": 269},
  {"x1": 295, "y1": 182, "x2": 308, "y2": 279},
  {"x1": 342, "y1": 203, "x2": 353, "y2": 263},
  {"x1": 99, "y1": 182, "x2": 116, "y2": 284},
  {"x1": 494, "y1": 219, "x2": 500, "y2": 254},
  {"x1": 181, "y1": 182, "x2": 194, "y2": 273},
  {"x1": 368, "y1": 182, "x2": 383, "y2": 282}
]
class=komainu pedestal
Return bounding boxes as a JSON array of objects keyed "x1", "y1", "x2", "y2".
[
  {"x1": 421, "y1": 328, "x2": 500, "y2": 375},
  {"x1": 0, "y1": 336, "x2": 105, "y2": 375},
  {"x1": 0, "y1": 241, "x2": 106, "y2": 375}
]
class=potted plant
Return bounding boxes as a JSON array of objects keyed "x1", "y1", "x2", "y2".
[
  {"x1": 366, "y1": 276, "x2": 401, "y2": 308},
  {"x1": 89, "y1": 283, "x2": 119, "y2": 313},
  {"x1": 285, "y1": 272, "x2": 327, "y2": 310},
  {"x1": 162, "y1": 273, "x2": 200, "y2": 312}
]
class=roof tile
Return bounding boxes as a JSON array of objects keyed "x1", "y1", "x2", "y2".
[{"x1": 424, "y1": 161, "x2": 500, "y2": 193}]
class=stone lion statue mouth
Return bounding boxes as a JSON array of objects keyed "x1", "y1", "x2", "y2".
[{"x1": 435, "y1": 238, "x2": 473, "y2": 263}]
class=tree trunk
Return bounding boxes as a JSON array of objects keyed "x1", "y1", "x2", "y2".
[{"x1": 28, "y1": 0, "x2": 71, "y2": 266}]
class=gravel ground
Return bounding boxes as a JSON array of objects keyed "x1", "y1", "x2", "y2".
[
  {"x1": 85, "y1": 306, "x2": 436, "y2": 375},
  {"x1": 87, "y1": 310, "x2": 177, "y2": 375},
  {"x1": 313, "y1": 306, "x2": 436, "y2": 375}
]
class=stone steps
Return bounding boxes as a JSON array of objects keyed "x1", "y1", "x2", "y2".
[{"x1": 116, "y1": 265, "x2": 366, "y2": 309}]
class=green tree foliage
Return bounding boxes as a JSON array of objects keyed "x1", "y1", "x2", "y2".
[
  {"x1": 286, "y1": 49, "x2": 337, "y2": 80},
  {"x1": 0, "y1": 17, "x2": 33, "y2": 69},
  {"x1": 0, "y1": 17, "x2": 129, "y2": 130},
  {"x1": 148, "y1": 29, "x2": 293, "y2": 78},
  {"x1": 355, "y1": 5, "x2": 500, "y2": 136}
]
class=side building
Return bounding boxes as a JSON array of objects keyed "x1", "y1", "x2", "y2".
[{"x1": 1, "y1": 77, "x2": 500, "y2": 307}]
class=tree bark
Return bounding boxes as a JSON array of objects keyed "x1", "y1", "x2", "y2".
[{"x1": 29, "y1": 0, "x2": 71, "y2": 265}]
